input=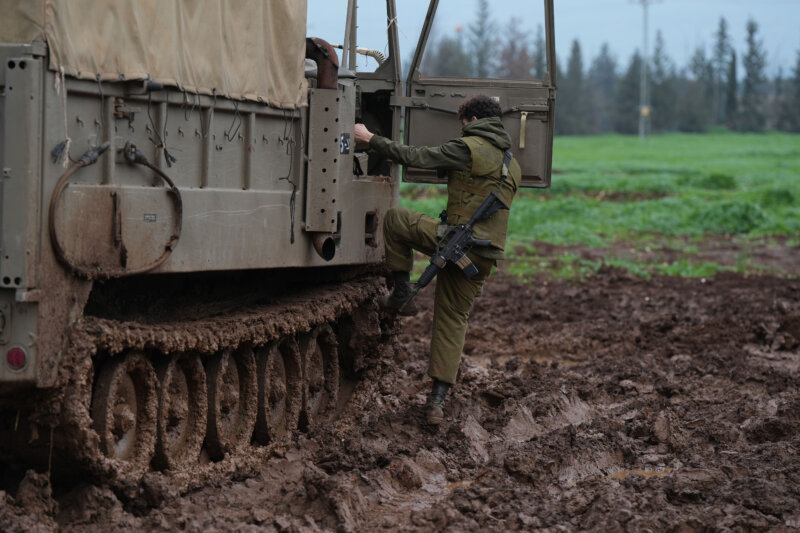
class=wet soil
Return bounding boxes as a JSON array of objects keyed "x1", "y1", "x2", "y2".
[
  {"x1": 525, "y1": 236, "x2": 800, "y2": 276},
  {"x1": 2, "y1": 266, "x2": 799, "y2": 531}
]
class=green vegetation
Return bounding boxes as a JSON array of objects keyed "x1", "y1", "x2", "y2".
[{"x1": 399, "y1": 133, "x2": 800, "y2": 279}]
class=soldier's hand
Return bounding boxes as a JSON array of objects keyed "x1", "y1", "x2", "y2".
[{"x1": 354, "y1": 123, "x2": 374, "y2": 146}]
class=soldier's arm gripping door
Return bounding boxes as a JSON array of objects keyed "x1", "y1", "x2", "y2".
[{"x1": 400, "y1": 0, "x2": 556, "y2": 188}]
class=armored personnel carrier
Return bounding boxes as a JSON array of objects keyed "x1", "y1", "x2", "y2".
[{"x1": 0, "y1": 0, "x2": 556, "y2": 485}]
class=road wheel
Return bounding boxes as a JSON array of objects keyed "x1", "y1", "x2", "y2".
[
  {"x1": 91, "y1": 351, "x2": 158, "y2": 474},
  {"x1": 206, "y1": 346, "x2": 257, "y2": 460},
  {"x1": 254, "y1": 338, "x2": 302, "y2": 444},
  {"x1": 153, "y1": 353, "x2": 207, "y2": 470},
  {"x1": 300, "y1": 324, "x2": 339, "y2": 427}
]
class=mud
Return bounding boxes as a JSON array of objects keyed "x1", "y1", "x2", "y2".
[
  {"x1": 526, "y1": 236, "x2": 800, "y2": 275},
  {"x1": 2, "y1": 267, "x2": 799, "y2": 531}
]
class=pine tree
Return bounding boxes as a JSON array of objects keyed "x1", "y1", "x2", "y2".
[
  {"x1": 496, "y1": 18, "x2": 535, "y2": 79},
  {"x1": 777, "y1": 50, "x2": 800, "y2": 132},
  {"x1": 532, "y1": 25, "x2": 546, "y2": 80},
  {"x1": 422, "y1": 33, "x2": 472, "y2": 77},
  {"x1": 678, "y1": 46, "x2": 713, "y2": 132},
  {"x1": 771, "y1": 68, "x2": 784, "y2": 129},
  {"x1": 650, "y1": 31, "x2": 678, "y2": 132},
  {"x1": 613, "y1": 52, "x2": 641, "y2": 134},
  {"x1": 468, "y1": 0, "x2": 496, "y2": 78},
  {"x1": 587, "y1": 43, "x2": 617, "y2": 133},
  {"x1": 556, "y1": 40, "x2": 587, "y2": 135},
  {"x1": 738, "y1": 19, "x2": 767, "y2": 132},
  {"x1": 725, "y1": 49, "x2": 738, "y2": 128},
  {"x1": 712, "y1": 17, "x2": 732, "y2": 124}
]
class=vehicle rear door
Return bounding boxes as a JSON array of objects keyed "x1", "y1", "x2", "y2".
[{"x1": 400, "y1": 0, "x2": 556, "y2": 188}]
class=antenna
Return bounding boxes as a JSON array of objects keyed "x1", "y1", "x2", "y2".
[{"x1": 636, "y1": 0, "x2": 661, "y2": 140}]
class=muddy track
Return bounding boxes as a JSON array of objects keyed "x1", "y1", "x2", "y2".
[
  {"x1": 25, "y1": 276, "x2": 391, "y2": 496},
  {"x1": 2, "y1": 269, "x2": 799, "y2": 531}
]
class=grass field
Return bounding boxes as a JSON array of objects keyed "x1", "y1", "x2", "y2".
[{"x1": 399, "y1": 132, "x2": 800, "y2": 279}]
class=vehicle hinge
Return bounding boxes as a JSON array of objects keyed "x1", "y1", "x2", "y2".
[
  {"x1": 389, "y1": 95, "x2": 427, "y2": 108},
  {"x1": 389, "y1": 96, "x2": 457, "y2": 115}
]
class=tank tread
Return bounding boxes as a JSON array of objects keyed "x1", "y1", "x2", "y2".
[
  {"x1": 50, "y1": 276, "x2": 388, "y2": 494},
  {"x1": 78, "y1": 277, "x2": 384, "y2": 357}
]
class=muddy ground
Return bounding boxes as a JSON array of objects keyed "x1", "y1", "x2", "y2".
[{"x1": 2, "y1": 263, "x2": 799, "y2": 532}]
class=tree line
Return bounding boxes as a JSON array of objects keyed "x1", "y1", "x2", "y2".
[{"x1": 420, "y1": 0, "x2": 800, "y2": 135}]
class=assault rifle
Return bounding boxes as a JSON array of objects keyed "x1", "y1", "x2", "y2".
[{"x1": 399, "y1": 150, "x2": 512, "y2": 312}]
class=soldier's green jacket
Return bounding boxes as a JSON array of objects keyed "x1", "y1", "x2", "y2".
[{"x1": 369, "y1": 116, "x2": 521, "y2": 260}]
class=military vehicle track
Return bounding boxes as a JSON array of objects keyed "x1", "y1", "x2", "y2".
[{"x1": 20, "y1": 277, "x2": 389, "y2": 491}]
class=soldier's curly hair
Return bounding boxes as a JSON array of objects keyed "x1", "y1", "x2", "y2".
[{"x1": 457, "y1": 94, "x2": 502, "y2": 122}]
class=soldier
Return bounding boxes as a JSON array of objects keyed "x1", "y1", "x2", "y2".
[{"x1": 354, "y1": 94, "x2": 521, "y2": 425}]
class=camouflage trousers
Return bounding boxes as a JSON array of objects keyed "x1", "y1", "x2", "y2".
[{"x1": 383, "y1": 206, "x2": 494, "y2": 384}]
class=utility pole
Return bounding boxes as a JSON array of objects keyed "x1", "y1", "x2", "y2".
[{"x1": 638, "y1": 0, "x2": 651, "y2": 140}]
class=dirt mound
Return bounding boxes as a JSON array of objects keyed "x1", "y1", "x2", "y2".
[{"x1": 3, "y1": 269, "x2": 799, "y2": 531}]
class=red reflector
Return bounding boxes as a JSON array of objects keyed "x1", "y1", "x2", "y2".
[{"x1": 6, "y1": 347, "x2": 26, "y2": 369}]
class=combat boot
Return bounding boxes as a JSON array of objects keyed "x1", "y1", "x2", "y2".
[
  {"x1": 425, "y1": 378, "x2": 451, "y2": 425},
  {"x1": 380, "y1": 271, "x2": 418, "y2": 316}
]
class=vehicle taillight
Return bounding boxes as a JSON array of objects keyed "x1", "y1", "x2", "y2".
[{"x1": 6, "y1": 347, "x2": 26, "y2": 370}]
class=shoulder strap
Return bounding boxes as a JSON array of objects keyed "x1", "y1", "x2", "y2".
[{"x1": 497, "y1": 150, "x2": 512, "y2": 195}]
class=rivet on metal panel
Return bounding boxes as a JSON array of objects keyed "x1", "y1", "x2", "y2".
[{"x1": 2, "y1": 168, "x2": 10, "y2": 178}]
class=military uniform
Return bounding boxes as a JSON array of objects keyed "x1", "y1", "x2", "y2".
[{"x1": 369, "y1": 116, "x2": 521, "y2": 384}]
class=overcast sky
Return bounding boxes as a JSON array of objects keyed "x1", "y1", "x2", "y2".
[{"x1": 308, "y1": 0, "x2": 800, "y2": 77}]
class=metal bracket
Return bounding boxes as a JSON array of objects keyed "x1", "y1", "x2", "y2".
[{"x1": 113, "y1": 97, "x2": 142, "y2": 120}]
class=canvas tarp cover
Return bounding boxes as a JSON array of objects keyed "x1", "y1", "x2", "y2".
[{"x1": 0, "y1": 0, "x2": 308, "y2": 108}]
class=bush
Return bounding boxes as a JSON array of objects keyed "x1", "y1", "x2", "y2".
[
  {"x1": 692, "y1": 201, "x2": 767, "y2": 234},
  {"x1": 678, "y1": 172, "x2": 737, "y2": 190},
  {"x1": 758, "y1": 188, "x2": 795, "y2": 208}
]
